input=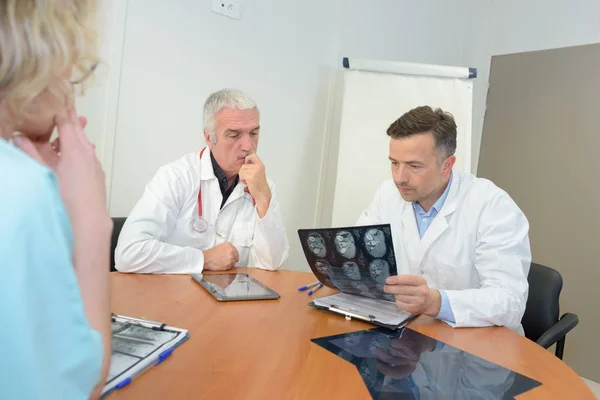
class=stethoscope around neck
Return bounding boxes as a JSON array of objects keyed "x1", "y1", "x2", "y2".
[{"x1": 192, "y1": 147, "x2": 256, "y2": 233}]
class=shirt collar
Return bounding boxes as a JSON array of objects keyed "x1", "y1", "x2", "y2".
[
  {"x1": 413, "y1": 171, "x2": 453, "y2": 216},
  {"x1": 210, "y1": 151, "x2": 239, "y2": 194}
]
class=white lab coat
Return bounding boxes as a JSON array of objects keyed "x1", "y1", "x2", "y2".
[
  {"x1": 115, "y1": 149, "x2": 289, "y2": 274},
  {"x1": 357, "y1": 171, "x2": 531, "y2": 333}
]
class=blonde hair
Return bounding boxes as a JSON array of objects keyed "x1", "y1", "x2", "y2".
[{"x1": 0, "y1": 0, "x2": 100, "y2": 120}]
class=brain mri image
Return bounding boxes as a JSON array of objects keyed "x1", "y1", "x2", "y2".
[
  {"x1": 364, "y1": 228, "x2": 387, "y2": 258},
  {"x1": 369, "y1": 259, "x2": 391, "y2": 284},
  {"x1": 307, "y1": 233, "x2": 327, "y2": 257},
  {"x1": 315, "y1": 260, "x2": 332, "y2": 276},
  {"x1": 298, "y1": 224, "x2": 397, "y2": 301},
  {"x1": 334, "y1": 230, "x2": 356, "y2": 259},
  {"x1": 342, "y1": 261, "x2": 361, "y2": 280},
  {"x1": 350, "y1": 281, "x2": 370, "y2": 293}
]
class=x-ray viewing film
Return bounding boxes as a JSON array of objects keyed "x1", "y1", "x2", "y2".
[
  {"x1": 312, "y1": 327, "x2": 541, "y2": 399},
  {"x1": 298, "y1": 224, "x2": 397, "y2": 301}
]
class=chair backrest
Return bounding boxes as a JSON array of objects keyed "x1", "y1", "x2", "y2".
[
  {"x1": 110, "y1": 217, "x2": 127, "y2": 272},
  {"x1": 522, "y1": 262, "x2": 563, "y2": 342}
]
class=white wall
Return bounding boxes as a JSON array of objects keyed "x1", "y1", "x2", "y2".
[
  {"x1": 490, "y1": 0, "x2": 600, "y2": 56},
  {"x1": 76, "y1": 0, "x2": 126, "y2": 193},
  {"x1": 108, "y1": 0, "x2": 343, "y2": 271}
]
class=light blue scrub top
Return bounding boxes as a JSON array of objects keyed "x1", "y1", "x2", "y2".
[{"x1": 0, "y1": 138, "x2": 103, "y2": 399}]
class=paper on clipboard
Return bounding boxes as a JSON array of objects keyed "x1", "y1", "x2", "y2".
[{"x1": 313, "y1": 293, "x2": 412, "y2": 326}]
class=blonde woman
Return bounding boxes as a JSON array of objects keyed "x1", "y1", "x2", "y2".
[{"x1": 0, "y1": 1, "x2": 111, "y2": 399}]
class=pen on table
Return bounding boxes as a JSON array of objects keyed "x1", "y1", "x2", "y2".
[
  {"x1": 308, "y1": 282, "x2": 323, "y2": 295},
  {"x1": 298, "y1": 281, "x2": 320, "y2": 291}
]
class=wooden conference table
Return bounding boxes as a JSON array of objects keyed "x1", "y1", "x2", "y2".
[{"x1": 107, "y1": 268, "x2": 594, "y2": 399}]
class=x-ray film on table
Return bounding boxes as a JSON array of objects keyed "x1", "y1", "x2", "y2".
[{"x1": 312, "y1": 327, "x2": 541, "y2": 399}]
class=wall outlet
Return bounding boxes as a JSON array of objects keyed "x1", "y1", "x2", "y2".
[{"x1": 211, "y1": 0, "x2": 242, "y2": 20}]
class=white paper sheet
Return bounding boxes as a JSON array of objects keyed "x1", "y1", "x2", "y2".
[{"x1": 314, "y1": 292, "x2": 413, "y2": 326}]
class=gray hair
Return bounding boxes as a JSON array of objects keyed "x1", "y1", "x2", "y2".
[{"x1": 203, "y1": 88, "x2": 259, "y2": 143}]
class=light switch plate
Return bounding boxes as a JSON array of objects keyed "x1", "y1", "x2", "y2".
[{"x1": 211, "y1": 0, "x2": 242, "y2": 20}]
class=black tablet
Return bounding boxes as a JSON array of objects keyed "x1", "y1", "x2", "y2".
[{"x1": 191, "y1": 273, "x2": 280, "y2": 301}]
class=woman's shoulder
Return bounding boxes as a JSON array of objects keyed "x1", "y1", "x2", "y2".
[
  {"x1": 0, "y1": 139, "x2": 71, "y2": 247},
  {"x1": 0, "y1": 139, "x2": 61, "y2": 209}
]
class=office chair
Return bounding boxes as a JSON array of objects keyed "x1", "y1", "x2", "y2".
[
  {"x1": 110, "y1": 217, "x2": 127, "y2": 272},
  {"x1": 522, "y1": 262, "x2": 579, "y2": 359}
]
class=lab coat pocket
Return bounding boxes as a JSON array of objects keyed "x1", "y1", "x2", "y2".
[
  {"x1": 434, "y1": 259, "x2": 473, "y2": 290},
  {"x1": 231, "y1": 223, "x2": 254, "y2": 267}
]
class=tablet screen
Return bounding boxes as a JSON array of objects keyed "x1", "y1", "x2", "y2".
[{"x1": 191, "y1": 273, "x2": 280, "y2": 301}]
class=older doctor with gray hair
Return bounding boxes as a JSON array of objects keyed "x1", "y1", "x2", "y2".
[{"x1": 115, "y1": 89, "x2": 289, "y2": 273}]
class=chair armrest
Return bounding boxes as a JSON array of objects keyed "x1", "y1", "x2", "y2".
[{"x1": 536, "y1": 313, "x2": 579, "y2": 349}]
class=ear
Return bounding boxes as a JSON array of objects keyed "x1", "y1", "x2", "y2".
[
  {"x1": 444, "y1": 155, "x2": 456, "y2": 174},
  {"x1": 203, "y1": 129, "x2": 213, "y2": 149}
]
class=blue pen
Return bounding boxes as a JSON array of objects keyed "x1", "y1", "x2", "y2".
[
  {"x1": 308, "y1": 283, "x2": 323, "y2": 295},
  {"x1": 298, "y1": 281, "x2": 320, "y2": 291}
]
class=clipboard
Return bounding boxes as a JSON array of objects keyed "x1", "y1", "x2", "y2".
[
  {"x1": 308, "y1": 293, "x2": 416, "y2": 330},
  {"x1": 101, "y1": 314, "x2": 189, "y2": 397}
]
